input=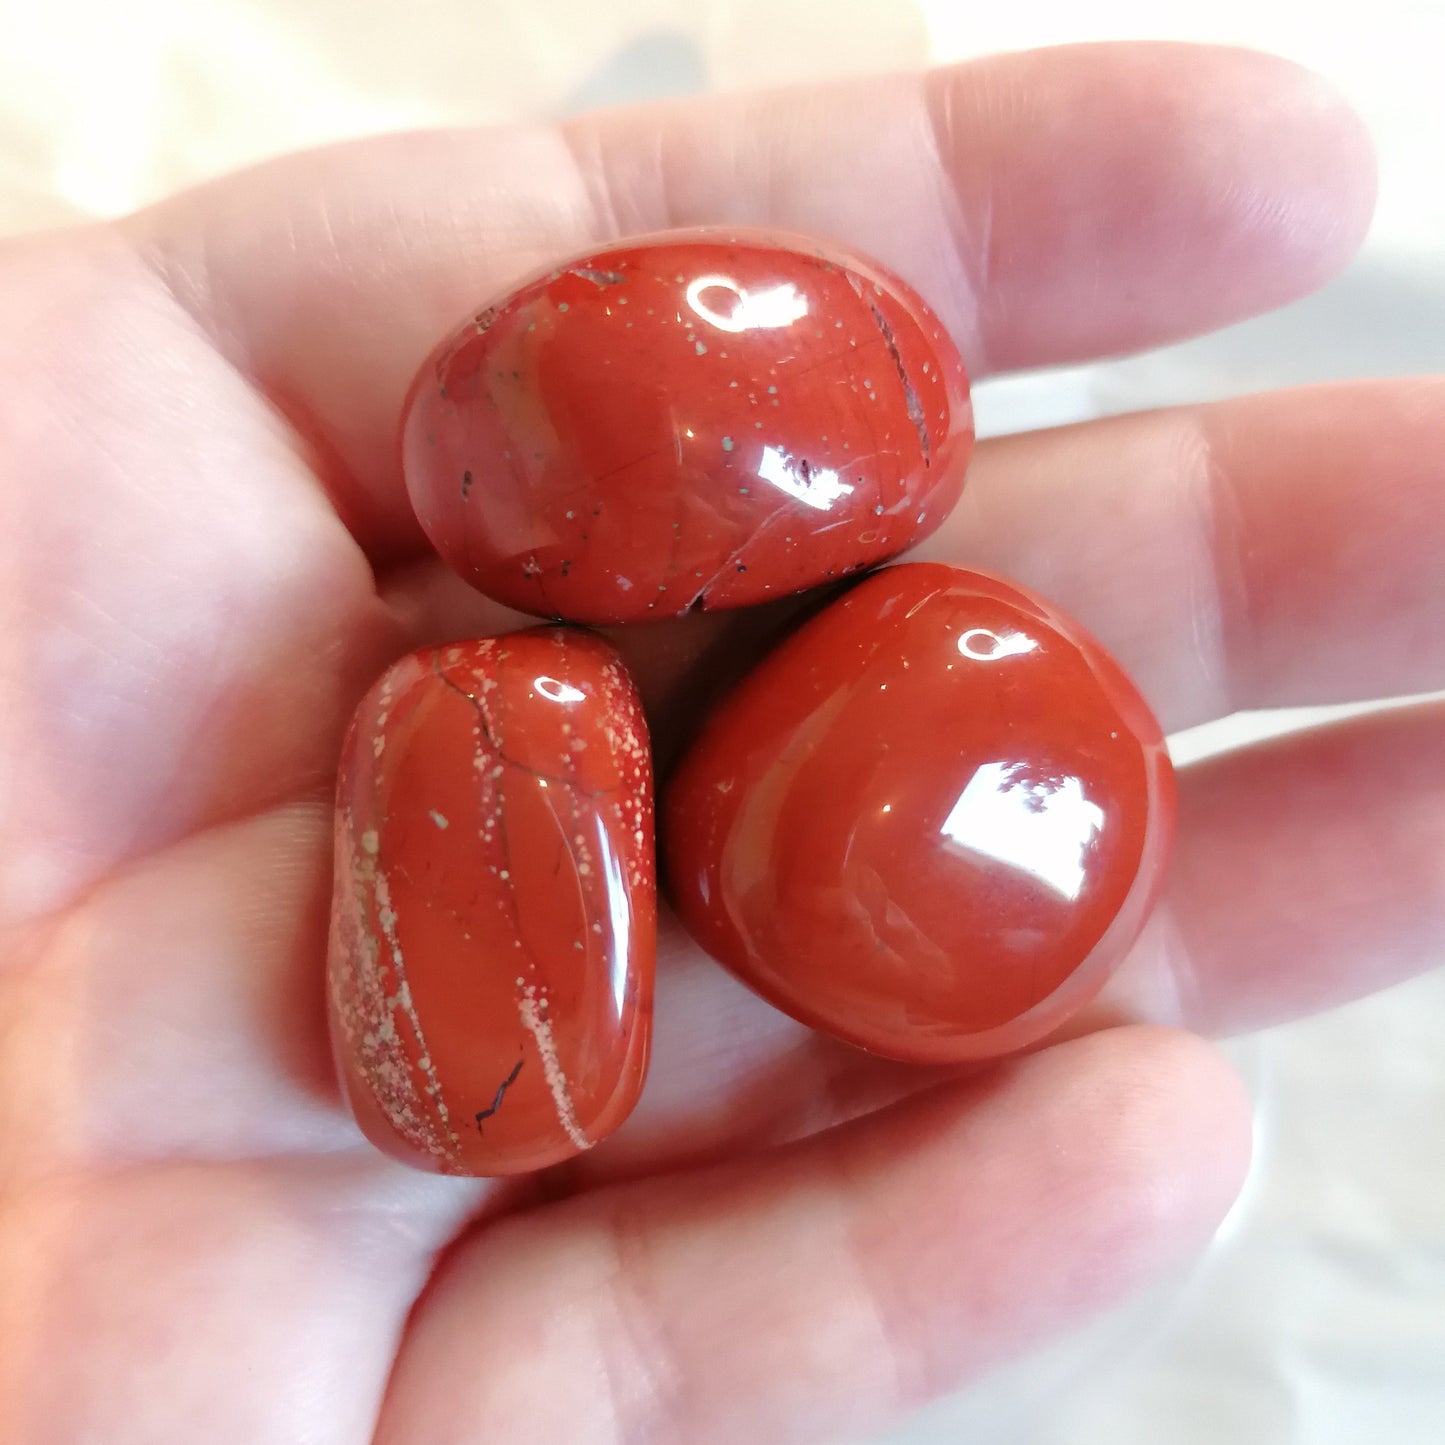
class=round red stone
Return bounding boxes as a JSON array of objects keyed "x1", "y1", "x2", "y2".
[
  {"x1": 401, "y1": 229, "x2": 973, "y2": 624},
  {"x1": 663, "y1": 564, "x2": 1175, "y2": 1063},
  {"x1": 328, "y1": 629, "x2": 654, "y2": 1175}
]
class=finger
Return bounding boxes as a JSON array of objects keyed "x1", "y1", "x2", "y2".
[
  {"x1": 1105, "y1": 697, "x2": 1445, "y2": 1037},
  {"x1": 0, "y1": 1154, "x2": 475, "y2": 1445},
  {"x1": 592, "y1": 699, "x2": 1445, "y2": 1176},
  {"x1": 0, "y1": 805, "x2": 348, "y2": 1167},
  {"x1": 125, "y1": 43, "x2": 1374, "y2": 554},
  {"x1": 374, "y1": 1026, "x2": 1250, "y2": 1445},
  {"x1": 913, "y1": 377, "x2": 1445, "y2": 730},
  {"x1": 388, "y1": 376, "x2": 1445, "y2": 740}
]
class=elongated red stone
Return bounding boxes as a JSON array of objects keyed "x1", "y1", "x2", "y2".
[
  {"x1": 663, "y1": 564, "x2": 1175, "y2": 1063},
  {"x1": 328, "y1": 630, "x2": 654, "y2": 1175},
  {"x1": 402, "y1": 228, "x2": 973, "y2": 624}
]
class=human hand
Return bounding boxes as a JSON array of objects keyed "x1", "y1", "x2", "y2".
[{"x1": 2, "y1": 41, "x2": 1434, "y2": 1445}]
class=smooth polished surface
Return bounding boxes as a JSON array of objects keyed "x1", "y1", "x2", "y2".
[
  {"x1": 328, "y1": 630, "x2": 654, "y2": 1175},
  {"x1": 402, "y1": 228, "x2": 973, "y2": 624},
  {"x1": 664, "y1": 563, "x2": 1175, "y2": 1062}
]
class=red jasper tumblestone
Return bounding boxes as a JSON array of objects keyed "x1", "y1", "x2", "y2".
[
  {"x1": 328, "y1": 630, "x2": 654, "y2": 1176},
  {"x1": 402, "y1": 229, "x2": 973, "y2": 625},
  {"x1": 663, "y1": 564, "x2": 1176, "y2": 1063}
]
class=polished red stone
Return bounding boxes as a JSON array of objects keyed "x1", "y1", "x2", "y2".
[
  {"x1": 663, "y1": 564, "x2": 1175, "y2": 1062},
  {"x1": 402, "y1": 229, "x2": 973, "y2": 624},
  {"x1": 328, "y1": 630, "x2": 654, "y2": 1175}
]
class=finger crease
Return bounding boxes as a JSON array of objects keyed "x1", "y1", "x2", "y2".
[{"x1": 1185, "y1": 409, "x2": 1249, "y2": 721}]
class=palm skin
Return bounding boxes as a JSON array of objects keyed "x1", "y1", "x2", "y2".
[{"x1": 1, "y1": 39, "x2": 1441, "y2": 1445}]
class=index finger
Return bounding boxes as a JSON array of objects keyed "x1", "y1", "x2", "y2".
[{"x1": 126, "y1": 42, "x2": 1374, "y2": 557}]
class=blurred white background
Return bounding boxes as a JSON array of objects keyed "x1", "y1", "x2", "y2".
[{"x1": 0, "y1": 1, "x2": 1439, "y2": 1440}]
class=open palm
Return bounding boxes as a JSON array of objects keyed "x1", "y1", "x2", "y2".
[{"x1": 2, "y1": 41, "x2": 1439, "y2": 1445}]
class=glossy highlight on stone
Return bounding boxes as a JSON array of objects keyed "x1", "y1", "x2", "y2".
[
  {"x1": 402, "y1": 228, "x2": 973, "y2": 624},
  {"x1": 663, "y1": 564, "x2": 1175, "y2": 1063},
  {"x1": 328, "y1": 630, "x2": 654, "y2": 1175}
]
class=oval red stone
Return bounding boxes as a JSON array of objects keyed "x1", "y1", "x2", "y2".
[
  {"x1": 328, "y1": 629, "x2": 654, "y2": 1175},
  {"x1": 663, "y1": 564, "x2": 1175, "y2": 1063},
  {"x1": 402, "y1": 229, "x2": 973, "y2": 624}
]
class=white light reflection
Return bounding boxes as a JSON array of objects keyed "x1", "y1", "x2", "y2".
[
  {"x1": 685, "y1": 274, "x2": 809, "y2": 333},
  {"x1": 758, "y1": 445, "x2": 854, "y2": 511},
  {"x1": 595, "y1": 815, "x2": 631, "y2": 1019},
  {"x1": 535, "y1": 676, "x2": 586, "y2": 703},
  {"x1": 959, "y1": 628, "x2": 1040, "y2": 662},
  {"x1": 940, "y1": 761, "x2": 1105, "y2": 901}
]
